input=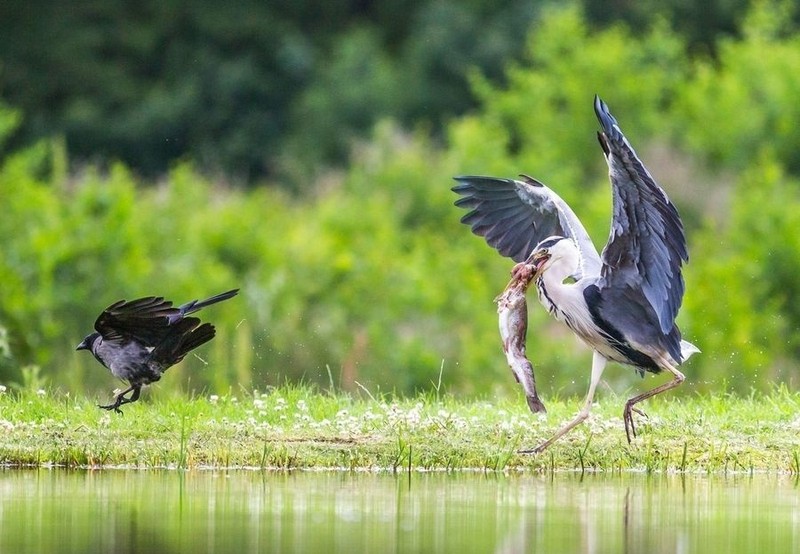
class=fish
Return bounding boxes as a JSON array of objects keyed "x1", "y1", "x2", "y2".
[{"x1": 496, "y1": 261, "x2": 547, "y2": 413}]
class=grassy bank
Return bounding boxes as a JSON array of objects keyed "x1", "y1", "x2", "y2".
[{"x1": 0, "y1": 384, "x2": 798, "y2": 473}]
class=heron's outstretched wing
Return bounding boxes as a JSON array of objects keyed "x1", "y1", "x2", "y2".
[
  {"x1": 594, "y1": 96, "x2": 688, "y2": 335},
  {"x1": 452, "y1": 175, "x2": 602, "y2": 279},
  {"x1": 94, "y1": 296, "x2": 180, "y2": 344}
]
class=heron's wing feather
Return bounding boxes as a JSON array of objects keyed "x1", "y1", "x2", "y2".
[
  {"x1": 587, "y1": 283, "x2": 683, "y2": 364},
  {"x1": 94, "y1": 296, "x2": 181, "y2": 344},
  {"x1": 594, "y1": 96, "x2": 688, "y2": 334},
  {"x1": 452, "y1": 175, "x2": 601, "y2": 278}
]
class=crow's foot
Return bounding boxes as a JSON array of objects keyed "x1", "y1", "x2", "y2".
[{"x1": 98, "y1": 402, "x2": 124, "y2": 415}]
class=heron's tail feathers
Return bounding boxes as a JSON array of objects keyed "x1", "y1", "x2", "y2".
[{"x1": 679, "y1": 340, "x2": 700, "y2": 362}]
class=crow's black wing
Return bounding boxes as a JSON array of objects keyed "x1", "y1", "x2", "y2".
[
  {"x1": 94, "y1": 296, "x2": 181, "y2": 345},
  {"x1": 151, "y1": 318, "x2": 216, "y2": 365}
]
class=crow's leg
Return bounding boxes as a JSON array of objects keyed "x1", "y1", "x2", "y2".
[{"x1": 98, "y1": 385, "x2": 142, "y2": 414}]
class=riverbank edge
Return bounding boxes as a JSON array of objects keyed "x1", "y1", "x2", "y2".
[{"x1": 0, "y1": 385, "x2": 797, "y2": 473}]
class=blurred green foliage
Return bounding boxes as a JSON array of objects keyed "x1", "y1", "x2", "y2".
[
  {"x1": 0, "y1": 0, "x2": 543, "y2": 184},
  {"x1": 2, "y1": 1, "x2": 800, "y2": 399},
  {"x1": 0, "y1": 0, "x2": 785, "y2": 185}
]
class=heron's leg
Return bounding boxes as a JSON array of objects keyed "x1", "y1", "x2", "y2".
[
  {"x1": 623, "y1": 362, "x2": 685, "y2": 443},
  {"x1": 520, "y1": 352, "x2": 607, "y2": 454}
]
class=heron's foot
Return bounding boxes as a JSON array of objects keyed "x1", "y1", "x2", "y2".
[
  {"x1": 518, "y1": 434, "x2": 558, "y2": 455},
  {"x1": 623, "y1": 402, "x2": 647, "y2": 443},
  {"x1": 517, "y1": 441, "x2": 551, "y2": 455}
]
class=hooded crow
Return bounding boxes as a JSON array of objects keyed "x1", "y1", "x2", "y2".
[{"x1": 77, "y1": 289, "x2": 239, "y2": 413}]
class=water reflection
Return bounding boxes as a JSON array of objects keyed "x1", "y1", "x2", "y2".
[{"x1": 0, "y1": 469, "x2": 797, "y2": 553}]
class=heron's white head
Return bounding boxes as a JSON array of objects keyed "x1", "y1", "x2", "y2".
[{"x1": 530, "y1": 236, "x2": 580, "y2": 281}]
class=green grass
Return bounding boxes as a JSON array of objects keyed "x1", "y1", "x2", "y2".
[{"x1": 0, "y1": 384, "x2": 798, "y2": 473}]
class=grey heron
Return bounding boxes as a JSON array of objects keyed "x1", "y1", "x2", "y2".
[{"x1": 452, "y1": 96, "x2": 698, "y2": 453}]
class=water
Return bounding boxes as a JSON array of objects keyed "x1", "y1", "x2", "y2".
[{"x1": 1, "y1": 469, "x2": 797, "y2": 553}]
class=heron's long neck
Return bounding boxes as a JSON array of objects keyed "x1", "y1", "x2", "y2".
[{"x1": 536, "y1": 257, "x2": 586, "y2": 327}]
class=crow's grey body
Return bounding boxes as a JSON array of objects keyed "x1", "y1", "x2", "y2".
[
  {"x1": 92, "y1": 339, "x2": 159, "y2": 383},
  {"x1": 77, "y1": 289, "x2": 238, "y2": 413},
  {"x1": 453, "y1": 96, "x2": 698, "y2": 452}
]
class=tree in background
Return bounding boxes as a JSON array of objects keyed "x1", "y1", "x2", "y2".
[
  {"x1": 0, "y1": 0, "x2": 775, "y2": 186},
  {"x1": 0, "y1": 0, "x2": 539, "y2": 185},
  {"x1": 2, "y1": 1, "x2": 800, "y2": 396}
]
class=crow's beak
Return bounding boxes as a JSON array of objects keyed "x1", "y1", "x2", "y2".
[{"x1": 76, "y1": 338, "x2": 89, "y2": 351}]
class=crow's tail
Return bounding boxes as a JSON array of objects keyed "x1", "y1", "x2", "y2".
[
  {"x1": 171, "y1": 289, "x2": 239, "y2": 322},
  {"x1": 152, "y1": 319, "x2": 216, "y2": 365}
]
